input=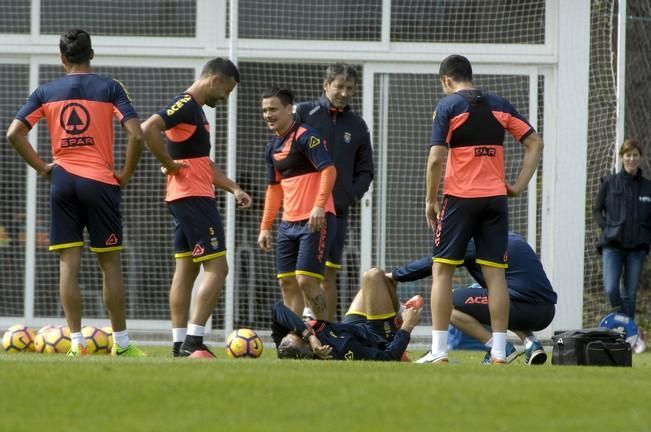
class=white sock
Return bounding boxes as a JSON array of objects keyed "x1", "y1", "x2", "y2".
[
  {"x1": 71, "y1": 332, "x2": 86, "y2": 350},
  {"x1": 431, "y1": 330, "x2": 448, "y2": 357},
  {"x1": 187, "y1": 324, "x2": 205, "y2": 337},
  {"x1": 113, "y1": 329, "x2": 129, "y2": 349},
  {"x1": 484, "y1": 336, "x2": 494, "y2": 350},
  {"x1": 491, "y1": 332, "x2": 507, "y2": 359},
  {"x1": 172, "y1": 328, "x2": 187, "y2": 343}
]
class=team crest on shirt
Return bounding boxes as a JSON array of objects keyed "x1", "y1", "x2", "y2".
[
  {"x1": 309, "y1": 136, "x2": 321, "y2": 148},
  {"x1": 344, "y1": 132, "x2": 352, "y2": 143}
]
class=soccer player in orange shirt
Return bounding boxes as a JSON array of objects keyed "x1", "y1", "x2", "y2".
[
  {"x1": 258, "y1": 87, "x2": 336, "y2": 320},
  {"x1": 6, "y1": 29, "x2": 145, "y2": 356},
  {"x1": 142, "y1": 58, "x2": 250, "y2": 358},
  {"x1": 418, "y1": 55, "x2": 543, "y2": 364}
]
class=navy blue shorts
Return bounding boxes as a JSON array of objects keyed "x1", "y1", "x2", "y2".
[
  {"x1": 343, "y1": 313, "x2": 398, "y2": 347},
  {"x1": 326, "y1": 216, "x2": 348, "y2": 269},
  {"x1": 453, "y1": 287, "x2": 555, "y2": 331},
  {"x1": 433, "y1": 195, "x2": 508, "y2": 268},
  {"x1": 276, "y1": 213, "x2": 335, "y2": 280},
  {"x1": 168, "y1": 197, "x2": 226, "y2": 263},
  {"x1": 49, "y1": 165, "x2": 122, "y2": 253}
]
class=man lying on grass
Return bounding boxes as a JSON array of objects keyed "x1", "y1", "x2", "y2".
[{"x1": 271, "y1": 268, "x2": 422, "y2": 360}]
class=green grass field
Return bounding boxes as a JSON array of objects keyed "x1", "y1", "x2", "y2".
[{"x1": 1, "y1": 347, "x2": 650, "y2": 432}]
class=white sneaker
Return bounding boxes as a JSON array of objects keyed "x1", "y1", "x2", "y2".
[{"x1": 414, "y1": 351, "x2": 449, "y2": 364}]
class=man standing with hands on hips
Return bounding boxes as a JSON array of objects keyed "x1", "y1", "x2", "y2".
[{"x1": 419, "y1": 54, "x2": 543, "y2": 364}]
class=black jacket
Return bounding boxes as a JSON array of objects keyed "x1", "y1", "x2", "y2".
[
  {"x1": 593, "y1": 169, "x2": 651, "y2": 253},
  {"x1": 294, "y1": 96, "x2": 374, "y2": 216}
]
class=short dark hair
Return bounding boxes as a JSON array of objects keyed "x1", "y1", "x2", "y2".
[
  {"x1": 277, "y1": 335, "x2": 314, "y2": 359},
  {"x1": 324, "y1": 63, "x2": 358, "y2": 85},
  {"x1": 619, "y1": 139, "x2": 642, "y2": 157},
  {"x1": 261, "y1": 86, "x2": 294, "y2": 106},
  {"x1": 201, "y1": 58, "x2": 240, "y2": 83},
  {"x1": 439, "y1": 54, "x2": 473, "y2": 82},
  {"x1": 59, "y1": 29, "x2": 93, "y2": 64}
]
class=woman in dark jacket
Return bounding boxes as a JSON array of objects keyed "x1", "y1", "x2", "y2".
[{"x1": 593, "y1": 139, "x2": 651, "y2": 319}]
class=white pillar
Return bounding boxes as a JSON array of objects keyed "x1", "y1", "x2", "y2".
[
  {"x1": 224, "y1": 0, "x2": 239, "y2": 337},
  {"x1": 615, "y1": 0, "x2": 627, "y2": 168},
  {"x1": 541, "y1": 0, "x2": 591, "y2": 331}
]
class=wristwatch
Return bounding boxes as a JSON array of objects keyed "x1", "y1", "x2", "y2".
[{"x1": 301, "y1": 327, "x2": 314, "y2": 342}]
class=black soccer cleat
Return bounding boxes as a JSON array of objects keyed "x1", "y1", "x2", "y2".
[{"x1": 172, "y1": 341, "x2": 183, "y2": 357}]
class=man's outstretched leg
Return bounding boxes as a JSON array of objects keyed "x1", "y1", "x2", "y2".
[
  {"x1": 169, "y1": 257, "x2": 200, "y2": 356},
  {"x1": 59, "y1": 247, "x2": 87, "y2": 356},
  {"x1": 98, "y1": 250, "x2": 145, "y2": 357},
  {"x1": 481, "y1": 265, "x2": 509, "y2": 363},
  {"x1": 297, "y1": 274, "x2": 327, "y2": 320},
  {"x1": 180, "y1": 256, "x2": 228, "y2": 358},
  {"x1": 415, "y1": 262, "x2": 454, "y2": 364}
]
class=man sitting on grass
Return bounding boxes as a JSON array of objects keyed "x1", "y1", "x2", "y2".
[{"x1": 272, "y1": 268, "x2": 422, "y2": 360}]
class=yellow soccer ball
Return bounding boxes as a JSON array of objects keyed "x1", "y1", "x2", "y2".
[
  {"x1": 2, "y1": 325, "x2": 35, "y2": 353},
  {"x1": 225, "y1": 328, "x2": 263, "y2": 358},
  {"x1": 33, "y1": 332, "x2": 47, "y2": 353},
  {"x1": 102, "y1": 326, "x2": 114, "y2": 351},
  {"x1": 42, "y1": 326, "x2": 71, "y2": 354},
  {"x1": 37, "y1": 325, "x2": 56, "y2": 336},
  {"x1": 82, "y1": 326, "x2": 111, "y2": 355},
  {"x1": 34, "y1": 325, "x2": 57, "y2": 352}
]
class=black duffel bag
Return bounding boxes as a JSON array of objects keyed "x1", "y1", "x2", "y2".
[{"x1": 552, "y1": 327, "x2": 632, "y2": 367}]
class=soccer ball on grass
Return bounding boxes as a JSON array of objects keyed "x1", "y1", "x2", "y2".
[
  {"x1": 2, "y1": 325, "x2": 35, "y2": 353},
  {"x1": 41, "y1": 326, "x2": 71, "y2": 354},
  {"x1": 82, "y1": 326, "x2": 111, "y2": 354},
  {"x1": 225, "y1": 328, "x2": 263, "y2": 358},
  {"x1": 101, "y1": 326, "x2": 114, "y2": 351}
]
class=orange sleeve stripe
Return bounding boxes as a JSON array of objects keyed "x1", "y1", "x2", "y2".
[
  {"x1": 25, "y1": 109, "x2": 43, "y2": 128},
  {"x1": 261, "y1": 184, "x2": 283, "y2": 230},
  {"x1": 165, "y1": 123, "x2": 197, "y2": 142},
  {"x1": 315, "y1": 165, "x2": 336, "y2": 208},
  {"x1": 113, "y1": 106, "x2": 124, "y2": 123},
  {"x1": 492, "y1": 111, "x2": 532, "y2": 141},
  {"x1": 446, "y1": 112, "x2": 469, "y2": 144}
]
